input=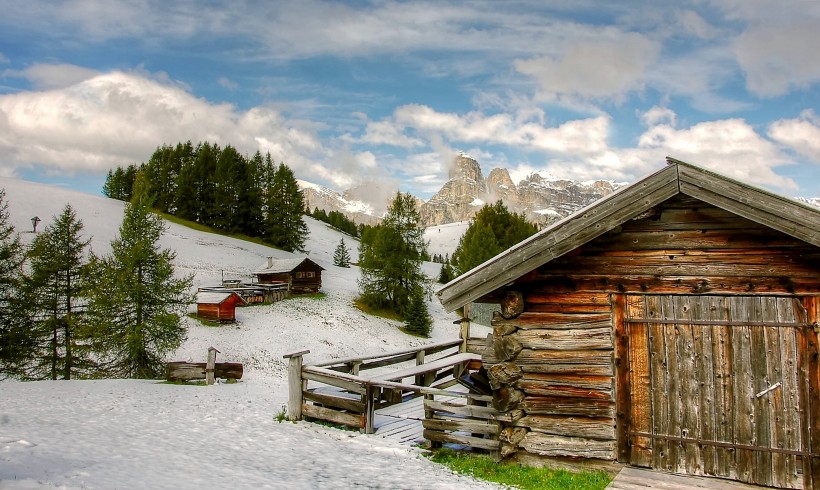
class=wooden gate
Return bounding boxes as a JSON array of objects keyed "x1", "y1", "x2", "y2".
[{"x1": 616, "y1": 294, "x2": 820, "y2": 489}]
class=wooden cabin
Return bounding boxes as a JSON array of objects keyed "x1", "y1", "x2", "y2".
[
  {"x1": 196, "y1": 291, "x2": 246, "y2": 322},
  {"x1": 437, "y1": 158, "x2": 820, "y2": 489},
  {"x1": 254, "y1": 257, "x2": 324, "y2": 294}
]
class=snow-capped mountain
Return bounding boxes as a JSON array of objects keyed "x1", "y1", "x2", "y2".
[
  {"x1": 418, "y1": 153, "x2": 624, "y2": 227},
  {"x1": 298, "y1": 180, "x2": 381, "y2": 225},
  {"x1": 797, "y1": 196, "x2": 820, "y2": 208}
]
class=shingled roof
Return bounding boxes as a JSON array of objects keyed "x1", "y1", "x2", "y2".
[
  {"x1": 254, "y1": 257, "x2": 324, "y2": 275},
  {"x1": 436, "y1": 157, "x2": 820, "y2": 312}
]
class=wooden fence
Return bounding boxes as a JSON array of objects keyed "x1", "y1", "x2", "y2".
[{"x1": 284, "y1": 336, "x2": 503, "y2": 454}]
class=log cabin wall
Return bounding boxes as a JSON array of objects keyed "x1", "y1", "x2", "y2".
[{"x1": 484, "y1": 194, "x2": 820, "y2": 468}]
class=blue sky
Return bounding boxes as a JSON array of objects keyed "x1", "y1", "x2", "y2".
[{"x1": 0, "y1": 1, "x2": 819, "y2": 202}]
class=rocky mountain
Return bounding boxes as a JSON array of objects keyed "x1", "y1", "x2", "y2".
[
  {"x1": 418, "y1": 153, "x2": 623, "y2": 227},
  {"x1": 302, "y1": 155, "x2": 818, "y2": 230},
  {"x1": 797, "y1": 197, "x2": 820, "y2": 208},
  {"x1": 300, "y1": 153, "x2": 624, "y2": 228},
  {"x1": 298, "y1": 180, "x2": 381, "y2": 225}
]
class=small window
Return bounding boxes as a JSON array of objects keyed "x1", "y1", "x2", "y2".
[
  {"x1": 295, "y1": 272, "x2": 304, "y2": 279},
  {"x1": 306, "y1": 271, "x2": 315, "y2": 278}
]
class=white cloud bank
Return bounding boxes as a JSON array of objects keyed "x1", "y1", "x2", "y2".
[
  {"x1": 0, "y1": 68, "x2": 339, "y2": 179},
  {"x1": 0, "y1": 66, "x2": 813, "y2": 199}
]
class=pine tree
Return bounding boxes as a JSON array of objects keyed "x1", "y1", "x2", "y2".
[
  {"x1": 452, "y1": 201, "x2": 538, "y2": 276},
  {"x1": 358, "y1": 192, "x2": 428, "y2": 317},
  {"x1": 0, "y1": 189, "x2": 28, "y2": 378},
  {"x1": 22, "y1": 205, "x2": 93, "y2": 380},
  {"x1": 403, "y1": 285, "x2": 432, "y2": 337},
  {"x1": 264, "y1": 163, "x2": 309, "y2": 252},
  {"x1": 333, "y1": 238, "x2": 351, "y2": 268},
  {"x1": 438, "y1": 260, "x2": 455, "y2": 284},
  {"x1": 84, "y1": 173, "x2": 193, "y2": 379}
]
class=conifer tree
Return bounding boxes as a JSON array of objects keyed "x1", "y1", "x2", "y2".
[
  {"x1": 358, "y1": 192, "x2": 428, "y2": 317},
  {"x1": 452, "y1": 201, "x2": 537, "y2": 276},
  {"x1": 265, "y1": 163, "x2": 309, "y2": 252},
  {"x1": 0, "y1": 189, "x2": 28, "y2": 378},
  {"x1": 438, "y1": 260, "x2": 455, "y2": 284},
  {"x1": 333, "y1": 238, "x2": 351, "y2": 268},
  {"x1": 23, "y1": 205, "x2": 93, "y2": 380},
  {"x1": 403, "y1": 285, "x2": 432, "y2": 337},
  {"x1": 84, "y1": 173, "x2": 193, "y2": 379}
]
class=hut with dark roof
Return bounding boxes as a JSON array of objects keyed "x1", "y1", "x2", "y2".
[{"x1": 254, "y1": 256, "x2": 324, "y2": 294}]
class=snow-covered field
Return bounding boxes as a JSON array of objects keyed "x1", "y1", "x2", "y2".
[{"x1": 0, "y1": 178, "x2": 497, "y2": 489}]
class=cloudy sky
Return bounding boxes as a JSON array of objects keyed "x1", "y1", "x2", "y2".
[{"x1": 0, "y1": 0, "x2": 819, "y2": 200}]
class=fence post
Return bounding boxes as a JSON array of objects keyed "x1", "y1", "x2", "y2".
[
  {"x1": 283, "y1": 349, "x2": 310, "y2": 421},
  {"x1": 459, "y1": 303, "x2": 471, "y2": 353},
  {"x1": 415, "y1": 349, "x2": 426, "y2": 385},
  {"x1": 364, "y1": 383, "x2": 376, "y2": 434},
  {"x1": 206, "y1": 346, "x2": 220, "y2": 385}
]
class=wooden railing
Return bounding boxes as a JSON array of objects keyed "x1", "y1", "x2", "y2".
[{"x1": 283, "y1": 339, "x2": 497, "y2": 441}]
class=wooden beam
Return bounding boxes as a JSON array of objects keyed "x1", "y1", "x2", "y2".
[{"x1": 612, "y1": 293, "x2": 631, "y2": 464}]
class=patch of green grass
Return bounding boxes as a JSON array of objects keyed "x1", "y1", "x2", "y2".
[
  {"x1": 428, "y1": 448, "x2": 611, "y2": 490},
  {"x1": 275, "y1": 404, "x2": 288, "y2": 423},
  {"x1": 186, "y1": 312, "x2": 223, "y2": 327},
  {"x1": 353, "y1": 298, "x2": 402, "y2": 321},
  {"x1": 242, "y1": 300, "x2": 272, "y2": 308},
  {"x1": 157, "y1": 211, "x2": 276, "y2": 249}
]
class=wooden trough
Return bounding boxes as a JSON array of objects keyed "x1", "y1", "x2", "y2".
[{"x1": 165, "y1": 362, "x2": 244, "y2": 382}]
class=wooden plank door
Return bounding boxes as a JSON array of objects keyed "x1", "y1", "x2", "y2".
[{"x1": 621, "y1": 294, "x2": 815, "y2": 489}]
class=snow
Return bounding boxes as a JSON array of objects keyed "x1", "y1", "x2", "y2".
[
  {"x1": 534, "y1": 208, "x2": 561, "y2": 217},
  {"x1": 0, "y1": 178, "x2": 500, "y2": 489},
  {"x1": 297, "y1": 179, "x2": 375, "y2": 216},
  {"x1": 424, "y1": 221, "x2": 469, "y2": 259}
]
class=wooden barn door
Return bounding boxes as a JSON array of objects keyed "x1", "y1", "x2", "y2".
[{"x1": 616, "y1": 294, "x2": 820, "y2": 489}]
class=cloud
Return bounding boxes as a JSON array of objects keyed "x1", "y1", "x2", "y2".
[
  {"x1": 0, "y1": 70, "x2": 330, "y2": 178},
  {"x1": 638, "y1": 117, "x2": 796, "y2": 190},
  {"x1": 217, "y1": 77, "x2": 238, "y2": 90},
  {"x1": 358, "y1": 119, "x2": 425, "y2": 148},
  {"x1": 3, "y1": 63, "x2": 100, "y2": 90},
  {"x1": 513, "y1": 33, "x2": 660, "y2": 102},
  {"x1": 367, "y1": 104, "x2": 611, "y2": 157},
  {"x1": 768, "y1": 110, "x2": 820, "y2": 162},
  {"x1": 0, "y1": 53, "x2": 9, "y2": 64},
  {"x1": 640, "y1": 106, "x2": 676, "y2": 127},
  {"x1": 734, "y1": 23, "x2": 820, "y2": 96},
  {"x1": 676, "y1": 10, "x2": 717, "y2": 39}
]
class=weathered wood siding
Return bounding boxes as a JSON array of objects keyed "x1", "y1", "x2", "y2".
[
  {"x1": 483, "y1": 195, "x2": 820, "y2": 475},
  {"x1": 623, "y1": 294, "x2": 808, "y2": 488}
]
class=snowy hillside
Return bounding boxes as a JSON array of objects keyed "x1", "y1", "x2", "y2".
[
  {"x1": 424, "y1": 221, "x2": 469, "y2": 259},
  {"x1": 0, "y1": 178, "x2": 496, "y2": 489}
]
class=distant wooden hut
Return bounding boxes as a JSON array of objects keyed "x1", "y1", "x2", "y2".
[
  {"x1": 196, "y1": 291, "x2": 246, "y2": 322},
  {"x1": 437, "y1": 158, "x2": 820, "y2": 488},
  {"x1": 254, "y1": 257, "x2": 324, "y2": 294}
]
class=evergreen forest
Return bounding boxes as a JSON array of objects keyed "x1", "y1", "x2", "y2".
[{"x1": 104, "y1": 141, "x2": 309, "y2": 252}]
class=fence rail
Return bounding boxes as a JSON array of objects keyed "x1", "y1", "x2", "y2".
[{"x1": 284, "y1": 335, "x2": 498, "y2": 454}]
